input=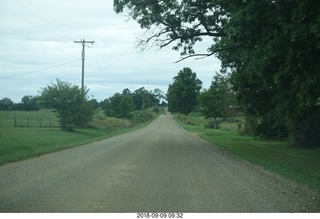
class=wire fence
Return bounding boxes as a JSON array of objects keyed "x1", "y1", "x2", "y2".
[{"x1": 1, "y1": 116, "x2": 60, "y2": 128}]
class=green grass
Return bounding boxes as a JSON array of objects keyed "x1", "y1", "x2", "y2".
[
  {"x1": 177, "y1": 119, "x2": 320, "y2": 190},
  {"x1": 0, "y1": 110, "x2": 153, "y2": 165},
  {"x1": 0, "y1": 110, "x2": 59, "y2": 127}
]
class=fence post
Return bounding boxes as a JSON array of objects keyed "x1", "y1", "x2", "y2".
[{"x1": 14, "y1": 113, "x2": 17, "y2": 127}]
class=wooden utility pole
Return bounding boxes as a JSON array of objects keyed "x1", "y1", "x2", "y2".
[{"x1": 74, "y1": 39, "x2": 95, "y2": 93}]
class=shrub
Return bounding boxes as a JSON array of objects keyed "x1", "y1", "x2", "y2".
[
  {"x1": 204, "y1": 119, "x2": 220, "y2": 129},
  {"x1": 131, "y1": 111, "x2": 154, "y2": 124}
]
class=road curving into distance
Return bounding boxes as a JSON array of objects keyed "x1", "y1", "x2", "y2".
[{"x1": 0, "y1": 114, "x2": 319, "y2": 212}]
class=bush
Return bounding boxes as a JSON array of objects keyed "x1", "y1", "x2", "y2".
[
  {"x1": 204, "y1": 119, "x2": 220, "y2": 129},
  {"x1": 39, "y1": 79, "x2": 94, "y2": 131},
  {"x1": 175, "y1": 113, "x2": 202, "y2": 126},
  {"x1": 152, "y1": 107, "x2": 160, "y2": 114},
  {"x1": 89, "y1": 116, "x2": 132, "y2": 131},
  {"x1": 131, "y1": 111, "x2": 155, "y2": 124}
]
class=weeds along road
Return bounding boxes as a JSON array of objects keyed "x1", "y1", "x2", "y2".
[{"x1": 0, "y1": 114, "x2": 319, "y2": 212}]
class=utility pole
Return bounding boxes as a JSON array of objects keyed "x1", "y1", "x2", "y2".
[{"x1": 74, "y1": 39, "x2": 95, "y2": 94}]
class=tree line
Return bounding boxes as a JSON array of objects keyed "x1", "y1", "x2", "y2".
[
  {"x1": 114, "y1": 0, "x2": 320, "y2": 149},
  {"x1": 103, "y1": 87, "x2": 166, "y2": 119},
  {"x1": 0, "y1": 80, "x2": 166, "y2": 131},
  {"x1": 0, "y1": 96, "x2": 40, "y2": 111}
]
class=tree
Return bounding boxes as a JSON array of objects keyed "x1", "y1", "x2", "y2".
[
  {"x1": 104, "y1": 89, "x2": 135, "y2": 119},
  {"x1": 39, "y1": 79, "x2": 94, "y2": 131},
  {"x1": 199, "y1": 73, "x2": 237, "y2": 121},
  {"x1": 167, "y1": 67, "x2": 202, "y2": 115},
  {"x1": 0, "y1": 98, "x2": 14, "y2": 110},
  {"x1": 132, "y1": 87, "x2": 147, "y2": 110},
  {"x1": 104, "y1": 87, "x2": 165, "y2": 119},
  {"x1": 152, "y1": 88, "x2": 166, "y2": 104},
  {"x1": 20, "y1": 95, "x2": 39, "y2": 111},
  {"x1": 131, "y1": 87, "x2": 164, "y2": 110},
  {"x1": 114, "y1": 0, "x2": 320, "y2": 148},
  {"x1": 217, "y1": 1, "x2": 320, "y2": 145}
]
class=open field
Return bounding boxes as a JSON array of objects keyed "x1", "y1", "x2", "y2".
[
  {"x1": 177, "y1": 117, "x2": 320, "y2": 190},
  {"x1": 0, "y1": 110, "x2": 152, "y2": 165}
]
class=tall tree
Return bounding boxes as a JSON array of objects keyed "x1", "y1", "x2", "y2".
[
  {"x1": 167, "y1": 67, "x2": 202, "y2": 115},
  {"x1": 152, "y1": 88, "x2": 166, "y2": 103},
  {"x1": 132, "y1": 87, "x2": 147, "y2": 110},
  {"x1": 39, "y1": 79, "x2": 94, "y2": 131},
  {"x1": 217, "y1": 1, "x2": 320, "y2": 145},
  {"x1": 199, "y1": 73, "x2": 237, "y2": 121}
]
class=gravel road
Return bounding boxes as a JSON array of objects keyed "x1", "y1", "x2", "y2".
[{"x1": 0, "y1": 114, "x2": 319, "y2": 212}]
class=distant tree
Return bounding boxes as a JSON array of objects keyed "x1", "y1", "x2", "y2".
[
  {"x1": 144, "y1": 89, "x2": 158, "y2": 109},
  {"x1": 199, "y1": 74, "x2": 237, "y2": 121},
  {"x1": 131, "y1": 87, "x2": 163, "y2": 110},
  {"x1": 39, "y1": 79, "x2": 94, "y2": 131},
  {"x1": 90, "y1": 99, "x2": 100, "y2": 109},
  {"x1": 152, "y1": 88, "x2": 166, "y2": 106},
  {"x1": 167, "y1": 67, "x2": 202, "y2": 115},
  {"x1": 104, "y1": 89, "x2": 135, "y2": 119},
  {"x1": 132, "y1": 87, "x2": 146, "y2": 110},
  {"x1": 20, "y1": 95, "x2": 39, "y2": 111},
  {"x1": 0, "y1": 98, "x2": 14, "y2": 110}
]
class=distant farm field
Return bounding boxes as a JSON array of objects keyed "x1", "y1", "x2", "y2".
[{"x1": 0, "y1": 110, "x2": 150, "y2": 165}]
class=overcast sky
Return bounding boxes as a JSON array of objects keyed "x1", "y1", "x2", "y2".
[{"x1": 0, "y1": 0, "x2": 221, "y2": 103}]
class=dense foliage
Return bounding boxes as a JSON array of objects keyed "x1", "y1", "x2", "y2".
[
  {"x1": 167, "y1": 67, "x2": 202, "y2": 115},
  {"x1": 217, "y1": 1, "x2": 320, "y2": 147},
  {"x1": 0, "y1": 96, "x2": 39, "y2": 111},
  {"x1": 104, "y1": 89, "x2": 135, "y2": 119},
  {"x1": 0, "y1": 98, "x2": 15, "y2": 110},
  {"x1": 104, "y1": 87, "x2": 164, "y2": 119},
  {"x1": 39, "y1": 79, "x2": 94, "y2": 131},
  {"x1": 198, "y1": 73, "x2": 237, "y2": 121},
  {"x1": 114, "y1": 0, "x2": 320, "y2": 148}
]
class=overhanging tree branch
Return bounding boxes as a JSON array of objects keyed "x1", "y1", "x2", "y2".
[{"x1": 174, "y1": 45, "x2": 241, "y2": 63}]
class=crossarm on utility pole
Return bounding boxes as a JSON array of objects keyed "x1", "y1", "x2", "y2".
[{"x1": 74, "y1": 39, "x2": 95, "y2": 94}]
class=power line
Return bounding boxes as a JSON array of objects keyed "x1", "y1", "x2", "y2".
[
  {"x1": 26, "y1": 0, "x2": 75, "y2": 35},
  {"x1": 0, "y1": 4, "x2": 44, "y2": 32},
  {"x1": 13, "y1": 0, "x2": 74, "y2": 41},
  {"x1": 23, "y1": 0, "x2": 77, "y2": 40},
  {"x1": 0, "y1": 59, "x2": 81, "y2": 79},
  {"x1": 1, "y1": 1, "x2": 74, "y2": 41}
]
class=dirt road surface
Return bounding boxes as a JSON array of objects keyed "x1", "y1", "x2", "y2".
[{"x1": 0, "y1": 115, "x2": 319, "y2": 212}]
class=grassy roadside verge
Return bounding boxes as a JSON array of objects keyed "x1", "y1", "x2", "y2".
[
  {"x1": 176, "y1": 118, "x2": 320, "y2": 190},
  {"x1": 0, "y1": 110, "x2": 155, "y2": 166}
]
